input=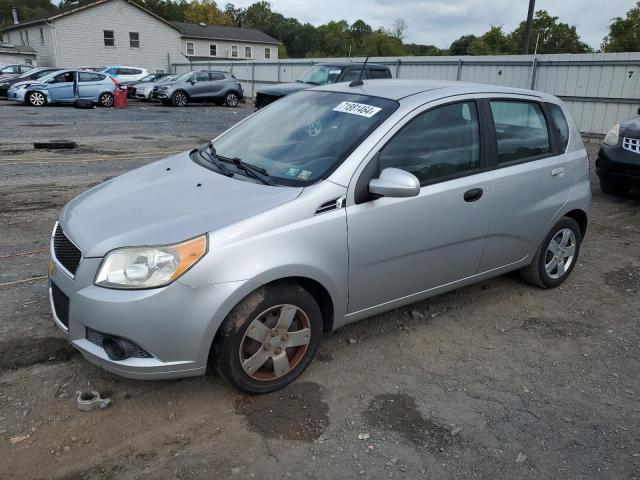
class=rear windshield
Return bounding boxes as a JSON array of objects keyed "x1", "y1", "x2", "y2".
[{"x1": 210, "y1": 90, "x2": 398, "y2": 185}]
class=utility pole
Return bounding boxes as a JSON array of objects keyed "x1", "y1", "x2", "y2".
[{"x1": 524, "y1": 0, "x2": 536, "y2": 54}]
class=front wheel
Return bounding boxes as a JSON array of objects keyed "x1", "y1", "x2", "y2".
[
  {"x1": 27, "y1": 91, "x2": 46, "y2": 107},
  {"x1": 98, "y1": 92, "x2": 114, "y2": 107},
  {"x1": 212, "y1": 282, "x2": 323, "y2": 394},
  {"x1": 520, "y1": 217, "x2": 582, "y2": 289},
  {"x1": 171, "y1": 91, "x2": 188, "y2": 107},
  {"x1": 224, "y1": 91, "x2": 239, "y2": 107}
]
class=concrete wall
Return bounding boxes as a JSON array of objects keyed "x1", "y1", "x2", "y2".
[
  {"x1": 174, "y1": 52, "x2": 640, "y2": 134},
  {"x1": 181, "y1": 37, "x2": 277, "y2": 61}
]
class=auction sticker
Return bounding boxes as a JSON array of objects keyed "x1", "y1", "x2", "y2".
[{"x1": 332, "y1": 101, "x2": 381, "y2": 118}]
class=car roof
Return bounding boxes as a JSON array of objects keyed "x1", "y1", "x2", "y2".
[
  {"x1": 315, "y1": 62, "x2": 388, "y2": 68},
  {"x1": 314, "y1": 79, "x2": 555, "y2": 102}
]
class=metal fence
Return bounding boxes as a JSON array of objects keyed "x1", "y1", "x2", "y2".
[{"x1": 172, "y1": 52, "x2": 640, "y2": 135}]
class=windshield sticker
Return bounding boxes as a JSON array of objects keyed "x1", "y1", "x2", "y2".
[
  {"x1": 297, "y1": 170, "x2": 312, "y2": 180},
  {"x1": 305, "y1": 118, "x2": 322, "y2": 137},
  {"x1": 329, "y1": 70, "x2": 341, "y2": 75},
  {"x1": 286, "y1": 168, "x2": 300, "y2": 177},
  {"x1": 333, "y1": 101, "x2": 381, "y2": 118}
]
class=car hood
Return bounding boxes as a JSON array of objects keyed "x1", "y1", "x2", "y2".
[
  {"x1": 10, "y1": 79, "x2": 44, "y2": 89},
  {"x1": 621, "y1": 116, "x2": 640, "y2": 138},
  {"x1": 59, "y1": 150, "x2": 303, "y2": 257},
  {"x1": 132, "y1": 81, "x2": 155, "y2": 88},
  {"x1": 257, "y1": 82, "x2": 313, "y2": 96}
]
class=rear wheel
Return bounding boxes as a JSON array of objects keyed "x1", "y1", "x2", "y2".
[
  {"x1": 98, "y1": 92, "x2": 113, "y2": 107},
  {"x1": 27, "y1": 91, "x2": 46, "y2": 107},
  {"x1": 599, "y1": 175, "x2": 628, "y2": 196},
  {"x1": 212, "y1": 282, "x2": 323, "y2": 394},
  {"x1": 224, "y1": 91, "x2": 239, "y2": 107},
  {"x1": 520, "y1": 217, "x2": 582, "y2": 289},
  {"x1": 172, "y1": 91, "x2": 188, "y2": 107}
]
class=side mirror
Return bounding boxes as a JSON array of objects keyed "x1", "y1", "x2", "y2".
[{"x1": 368, "y1": 168, "x2": 420, "y2": 198}]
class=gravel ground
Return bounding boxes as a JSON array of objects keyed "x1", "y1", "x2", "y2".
[{"x1": 0, "y1": 100, "x2": 639, "y2": 480}]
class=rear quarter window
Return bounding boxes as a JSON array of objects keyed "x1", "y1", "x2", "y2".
[{"x1": 548, "y1": 103, "x2": 570, "y2": 150}]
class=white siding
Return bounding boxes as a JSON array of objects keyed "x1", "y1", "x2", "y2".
[
  {"x1": 4, "y1": 25, "x2": 57, "y2": 66},
  {"x1": 52, "y1": 0, "x2": 180, "y2": 71},
  {"x1": 181, "y1": 37, "x2": 277, "y2": 61},
  {"x1": 0, "y1": 51, "x2": 37, "y2": 65}
]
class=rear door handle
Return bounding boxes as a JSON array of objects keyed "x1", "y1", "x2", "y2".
[
  {"x1": 463, "y1": 188, "x2": 483, "y2": 202},
  {"x1": 551, "y1": 167, "x2": 565, "y2": 178}
]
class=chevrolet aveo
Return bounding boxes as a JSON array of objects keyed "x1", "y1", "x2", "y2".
[{"x1": 49, "y1": 80, "x2": 591, "y2": 393}]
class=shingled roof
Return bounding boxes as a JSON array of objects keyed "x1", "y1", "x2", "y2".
[{"x1": 173, "y1": 22, "x2": 280, "y2": 45}]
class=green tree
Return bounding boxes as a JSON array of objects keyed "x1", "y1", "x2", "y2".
[
  {"x1": 184, "y1": 0, "x2": 233, "y2": 25},
  {"x1": 602, "y1": 1, "x2": 640, "y2": 52},
  {"x1": 0, "y1": 0, "x2": 55, "y2": 27},
  {"x1": 403, "y1": 43, "x2": 443, "y2": 56},
  {"x1": 449, "y1": 35, "x2": 477, "y2": 55},
  {"x1": 510, "y1": 10, "x2": 592, "y2": 54},
  {"x1": 468, "y1": 26, "x2": 514, "y2": 55},
  {"x1": 139, "y1": 0, "x2": 188, "y2": 22}
]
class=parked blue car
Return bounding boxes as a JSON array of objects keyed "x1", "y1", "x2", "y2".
[{"x1": 8, "y1": 69, "x2": 117, "y2": 107}]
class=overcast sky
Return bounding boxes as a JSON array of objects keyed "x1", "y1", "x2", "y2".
[{"x1": 229, "y1": 0, "x2": 636, "y2": 50}]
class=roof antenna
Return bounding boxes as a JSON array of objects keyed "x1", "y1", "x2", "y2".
[{"x1": 349, "y1": 56, "x2": 369, "y2": 87}]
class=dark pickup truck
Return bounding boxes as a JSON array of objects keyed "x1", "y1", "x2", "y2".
[{"x1": 254, "y1": 62, "x2": 392, "y2": 109}]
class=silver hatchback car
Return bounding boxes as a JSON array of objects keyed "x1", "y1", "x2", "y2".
[{"x1": 49, "y1": 80, "x2": 590, "y2": 393}]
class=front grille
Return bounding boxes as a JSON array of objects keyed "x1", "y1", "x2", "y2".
[
  {"x1": 611, "y1": 163, "x2": 640, "y2": 179},
  {"x1": 51, "y1": 282, "x2": 69, "y2": 329},
  {"x1": 255, "y1": 93, "x2": 279, "y2": 109},
  {"x1": 53, "y1": 224, "x2": 81, "y2": 275},
  {"x1": 85, "y1": 328, "x2": 153, "y2": 358},
  {"x1": 622, "y1": 137, "x2": 640, "y2": 154}
]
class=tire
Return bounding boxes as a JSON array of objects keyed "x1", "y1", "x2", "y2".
[
  {"x1": 98, "y1": 92, "x2": 114, "y2": 107},
  {"x1": 520, "y1": 217, "x2": 582, "y2": 289},
  {"x1": 599, "y1": 175, "x2": 628, "y2": 196},
  {"x1": 212, "y1": 282, "x2": 323, "y2": 394},
  {"x1": 224, "y1": 91, "x2": 239, "y2": 108},
  {"x1": 171, "y1": 91, "x2": 188, "y2": 107},
  {"x1": 26, "y1": 91, "x2": 46, "y2": 107}
]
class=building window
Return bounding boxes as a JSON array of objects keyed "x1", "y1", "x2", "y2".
[
  {"x1": 155, "y1": 69, "x2": 165, "y2": 74},
  {"x1": 129, "y1": 32, "x2": 140, "y2": 48},
  {"x1": 186, "y1": 41, "x2": 194, "y2": 56},
  {"x1": 19, "y1": 31, "x2": 24, "y2": 45},
  {"x1": 25, "y1": 30, "x2": 29, "y2": 45},
  {"x1": 103, "y1": 30, "x2": 115, "y2": 47},
  {"x1": 244, "y1": 46, "x2": 252, "y2": 58},
  {"x1": 231, "y1": 45, "x2": 238, "y2": 58},
  {"x1": 40, "y1": 28, "x2": 45, "y2": 45},
  {"x1": 264, "y1": 47, "x2": 271, "y2": 59},
  {"x1": 209, "y1": 43, "x2": 217, "y2": 56},
  {"x1": 25, "y1": 59, "x2": 33, "y2": 66}
]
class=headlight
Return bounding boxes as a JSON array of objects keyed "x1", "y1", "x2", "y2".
[
  {"x1": 157, "y1": 86, "x2": 168, "y2": 91},
  {"x1": 603, "y1": 123, "x2": 620, "y2": 146},
  {"x1": 95, "y1": 235, "x2": 207, "y2": 289}
]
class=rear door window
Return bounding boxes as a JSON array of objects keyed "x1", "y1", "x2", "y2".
[
  {"x1": 490, "y1": 101, "x2": 550, "y2": 164},
  {"x1": 210, "y1": 72, "x2": 225, "y2": 81},
  {"x1": 368, "y1": 68, "x2": 389, "y2": 79},
  {"x1": 78, "y1": 72, "x2": 103, "y2": 82},
  {"x1": 341, "y1": 68, "x2": 368, "y2": 82},
  {"x1": 379, "y1": 101, "x2": 481, "y2": 185}
]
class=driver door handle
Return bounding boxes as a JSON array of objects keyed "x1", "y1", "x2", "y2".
[
  {"x1": 551, "y1": 167, "x2": 566, "y2": 178},
  {"x1": 463, "y1": 188, "x2": 483, "y2": 202}
]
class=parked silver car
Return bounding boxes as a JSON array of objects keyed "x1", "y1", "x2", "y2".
[
  {"x1": 151, "y1": 70, "x2": 243, "y2": 107},
  {"x1": 49, "y1": 80, "x2": 590, "y2": 393}
]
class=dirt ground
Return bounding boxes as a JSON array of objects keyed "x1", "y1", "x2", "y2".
[{"x1": 1, "y1": 100, "x2": 639, "y2": 480}]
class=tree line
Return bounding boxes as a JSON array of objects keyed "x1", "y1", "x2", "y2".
[{"x1": 2, "y1": 0, "x2": 640, "y2": 57}]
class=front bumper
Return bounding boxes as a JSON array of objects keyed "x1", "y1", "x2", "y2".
[
  {"x1": 8, "y1": 88, "x2": 26, "y2": 102},
  {"x1": 152, "y1": 90, "x2": 170, "y2": 99},
  {"x1": 48, "y1": 250, "x2": 249, "y2": 379},
  {"x1": 135, "y1": 89, "x2": 152, "y2": 99},
  {"x1": 597, "y1": 143, "x2": 640, "y2": 187}
]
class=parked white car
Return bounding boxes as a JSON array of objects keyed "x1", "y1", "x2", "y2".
[{"x1": 99, "y1": 66, "x2": 149, "y2": 83}]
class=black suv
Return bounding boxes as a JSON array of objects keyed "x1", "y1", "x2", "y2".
[
  {"x1": 254, "y1": 62, "x2": 392, "y2": 109},
  {"x1": 597, "y1": 108, "x2": 640, "y2": 195}
]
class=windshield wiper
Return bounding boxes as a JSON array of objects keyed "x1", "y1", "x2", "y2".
[
  {"x1": 199, "y1": 142, "x2": 234, "y2": 177},
  {"x1": 231, "y1": 157, "x2": 276, "y2": 186}
]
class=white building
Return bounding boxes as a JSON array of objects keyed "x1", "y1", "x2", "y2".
[
  {"x1": 174, "y1": 22, "x2": 279, "y2": 62},
  {"x1": 0, "y1": 0, "x2": 280, "y2": 73},
  {"x1": 0, "y1": 43, "x2": 37, "y2": 66}
]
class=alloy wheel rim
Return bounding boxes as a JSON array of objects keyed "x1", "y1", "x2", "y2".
[
  {"x1": 31, "y1": 92, "x2": 44, "y2": 106},
  {"x1": 239, "y1": 304, "x2": 311, "y2": 381},
  {"x1": 227, "y1": 94, "x2": 238, "y2": 107},
  {"x1": 101, "y1": 94, "x2": 113, "y2": 107},
  {"x1": 176, "y1": 93, "x2": 187, "y2": 106},
  {"x1": 544, "y1": 228, "x2": 576, "y2": 279}
]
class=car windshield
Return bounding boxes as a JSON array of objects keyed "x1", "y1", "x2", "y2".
[
  {"x1": 210, "y1": 90, "x2": 398, "y2": 185},
  {"x1": 158, "y1": 76, "x2": 175, "y2": 84},
  {"x1": 298, "y1": 66, "x2": 343, "y2": 85},
  {"x1": 139, "y1": 74, "x2": 156, "y2": 82},
  {"x1": 174, "y1": 71, "x2": 195, "y2": 82}
]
